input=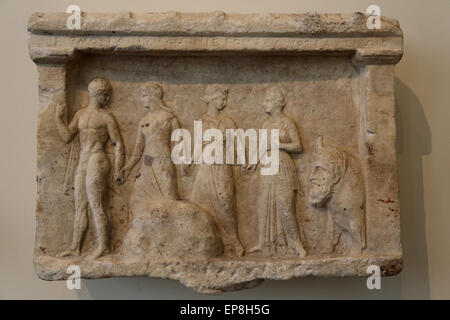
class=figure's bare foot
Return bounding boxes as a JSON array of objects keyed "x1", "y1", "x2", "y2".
[
  {"x1": 295, "y1": 245, "x2": 307, "y2": 258},
  {"x1": 224, "y1": 243, "x2": 245, "y2": 258},
  {"x1": 321, "y1": 244, "x2": 335, "y2": 255},
  {"x1": 57, "y1": 246, "x2": 80, "y2": 258},
  {"x1": 246, "y1": 245, "x2": 263, "y2": 254},
  {"x1": 234, "y1": 244, "x2": 245, "y2": 257}
]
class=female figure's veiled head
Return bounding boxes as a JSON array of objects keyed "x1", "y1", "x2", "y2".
[
  {"x1": 202, "y1": 84, "x2": 228, "y2": 111},
  {"x1": 264, "y1": 86, "x2": 286, "y2": 115}
]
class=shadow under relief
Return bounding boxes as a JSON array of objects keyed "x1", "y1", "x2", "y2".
[{"x1": 395, "y1": 77, "x2": 431, "y2": 299}]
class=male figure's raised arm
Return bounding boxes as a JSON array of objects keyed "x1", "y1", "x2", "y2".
[{"x1": 55, "y1": 104, "x2": 79, "y2": 144}]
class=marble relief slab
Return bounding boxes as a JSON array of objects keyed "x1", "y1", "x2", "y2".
[{"x1": 29, "y1": 12, "x2": 403, "y2": 293}]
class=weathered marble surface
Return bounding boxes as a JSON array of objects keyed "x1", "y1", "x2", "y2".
[{"x1": 29, "y1": 11, "x2": 403, "y2": 293}]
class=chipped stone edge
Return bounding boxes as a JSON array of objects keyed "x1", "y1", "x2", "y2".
[{"x1": 35, "y1": 255, "x2": 402, "y2": 294}]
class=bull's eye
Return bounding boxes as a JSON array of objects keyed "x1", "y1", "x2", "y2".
[{"x1": 315, "y1": 166, "x2": 326, "y2": 172}]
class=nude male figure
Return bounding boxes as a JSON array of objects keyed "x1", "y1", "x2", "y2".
[{"x1": 55, "y1": 78, "x2": 124, "y2": 258}]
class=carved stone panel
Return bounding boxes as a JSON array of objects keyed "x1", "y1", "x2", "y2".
[{"x1": 29, "y1": 12, "x2": 403, "y2": 293}]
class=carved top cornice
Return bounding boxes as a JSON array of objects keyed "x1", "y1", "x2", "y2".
[{"x1": 28, "y1": 11, "x2": 403, "y2": 64}]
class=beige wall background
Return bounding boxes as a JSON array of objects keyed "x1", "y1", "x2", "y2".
[{"x1": 0, "y1": 0, "x2": 448, "y2": 299}]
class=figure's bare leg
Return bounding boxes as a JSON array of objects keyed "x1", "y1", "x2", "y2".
[
  {"x1": 59, "y1": 164, "x2": 88, "y2": 257},
  {"x1": 86, "y1": 153, "x2": 110, "y2": 259},
  {"x1": 69, "y1": 199, "x2": 88, "y2": 255}
]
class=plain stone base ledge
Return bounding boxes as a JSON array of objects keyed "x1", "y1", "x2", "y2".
[{"x1": 35, "y1": 254, "x2": 402, "y2": 294}]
